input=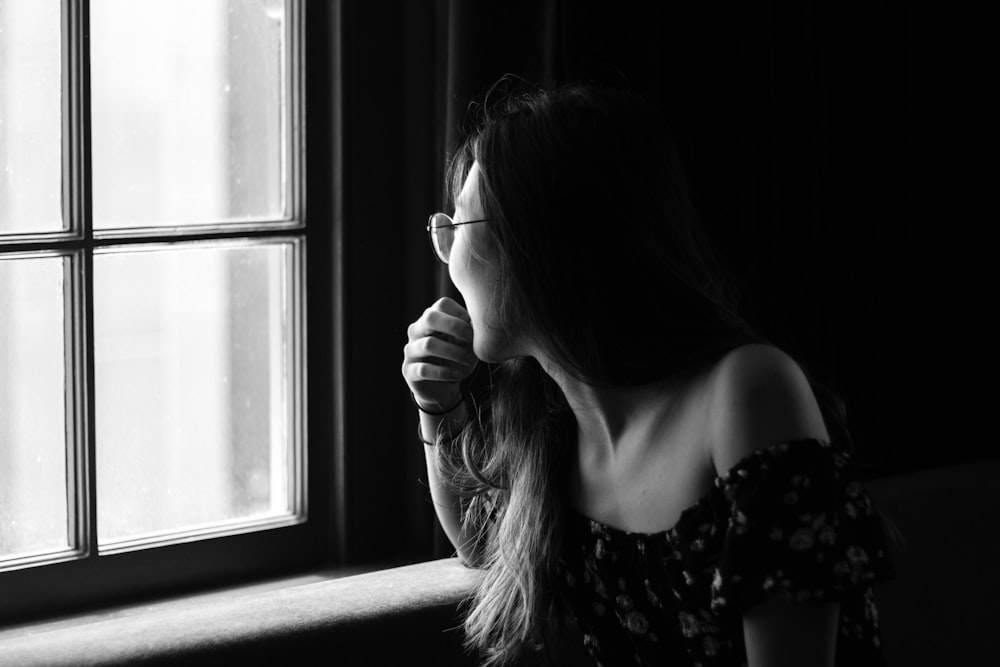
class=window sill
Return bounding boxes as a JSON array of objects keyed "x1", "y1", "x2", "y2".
[{"x1": 0, "y1": 558, "x2": 479, "y2": 666}]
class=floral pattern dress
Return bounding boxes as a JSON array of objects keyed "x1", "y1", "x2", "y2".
[{"x1": 556, "y1": 439, "x2": 895, "y2": 666}]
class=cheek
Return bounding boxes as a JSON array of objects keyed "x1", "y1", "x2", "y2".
[
  {"x1": 447, "y1": 251, "x2": 476, "y2": 312},
  {"x1": 447, "y1": 253, "x2": 510, "y2": 360},
  {"x1": 449, "y1": 258, "x2": 488, "y2": 331},
  {"x1": 448, "y1": 245, "x2": 481, "y2": 314},
  {"x1": 448, "y1": 231, "x2": 487, "y2": 303}
]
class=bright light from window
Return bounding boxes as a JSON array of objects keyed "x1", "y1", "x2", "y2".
[
  {"x1": 90, "y1": 0, "x2": 287, "y2": 229},
  {"x1": 94, "y1": 241, "x2": 297, "y2": 545},
  {"x1": 0, "y1": 0, "x2": 302, "y2": 569},
  {"x1": 0, "y1": 256, "x2": 70, "y2": 558},
  {"x1": 0, "y1": 0, "x2": 63, "y2": 234}
]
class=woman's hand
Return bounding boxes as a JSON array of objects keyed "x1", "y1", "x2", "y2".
[{"x1": 402, "y1": 297, "x2": 478, "y2": 412}]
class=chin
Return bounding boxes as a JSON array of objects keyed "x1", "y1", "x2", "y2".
[
  {"x1": 472, "y1": 343, "x2": 504, "y2": 364},
  {"x1": 472, "y1": 331, "x2": 516, "y2": 364}
]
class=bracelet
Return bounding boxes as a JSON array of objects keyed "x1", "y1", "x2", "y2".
[
  {"x1": 410, "y1": 390, "x2": 465, "y2": 416},
  {"x1": 417, "y1": 422, "x2": 435, "y2": 446},
  {"x1": 417, "y1": 421, "x2": 460, "y2": 447}
]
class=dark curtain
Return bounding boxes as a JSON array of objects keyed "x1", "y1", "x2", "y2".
[{"x1": 339, "y1": 0, "x2": 976, "y2": 565}]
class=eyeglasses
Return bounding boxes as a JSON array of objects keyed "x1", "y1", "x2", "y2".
[{"x1": 426, "y1": 212, "x2": 488, "y2": 265}]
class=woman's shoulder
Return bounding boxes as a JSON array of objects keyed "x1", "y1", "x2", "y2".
[
  {"x1": 708, "y1": 343, "x2": 806, "y2": 392},
  {"x1": 703, "y1": 344, "x2": 830, "y2": 476}
]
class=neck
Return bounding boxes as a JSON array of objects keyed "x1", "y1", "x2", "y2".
[{"x1": 533, "y1": 352, "x2": 688, "y2": 463}]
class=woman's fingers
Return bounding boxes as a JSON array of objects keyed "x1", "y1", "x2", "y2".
[
  {"x1": 408, "y1": 305, "x2": 474, "y2": 344},
  {"x1": 403, "y1": 361, "x2": 467, "y2": 383},
  {"x1": 409, "y1": 335, "x2": 477, "y2": 366},
  {"x1": 402, "y1": 298, "x2": 478, "y2": 404},
  {"x1": 434, "y1": 296, "x2": 472, "y2": 323},
  {"x1": 424, "y1": 309, "x2": 474, "y2": 342}
]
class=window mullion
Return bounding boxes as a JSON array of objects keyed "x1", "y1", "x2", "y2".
[{"x1": 65, "y1": 0, "x2": 98, "y2": 561}]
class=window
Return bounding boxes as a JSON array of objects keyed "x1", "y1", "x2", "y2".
[{"x1": 0, "y1": 0, "x2": 324, "y2": 622}]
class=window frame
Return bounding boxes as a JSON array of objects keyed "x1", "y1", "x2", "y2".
[{"x1": 0, "y1": 0, "x2": 338, "y2": 624}]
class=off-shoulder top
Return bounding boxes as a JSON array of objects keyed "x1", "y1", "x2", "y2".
[{"x1": 556, "y1": 439, "x2": 895, "y2": 666}]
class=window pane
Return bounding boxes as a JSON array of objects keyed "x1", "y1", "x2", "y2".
[
  {"x1": 0, "y1": 0, "x2": 64, "y2": 235},
  {"x1": 90, "y1": 0, "x2": 287, "y2": 230},
  {"x1": 94, "y1": 241, "x2": 300, "y2": 545},
  {"x1": 0, "y1": 256, "x2": 71, "y2": 560}
]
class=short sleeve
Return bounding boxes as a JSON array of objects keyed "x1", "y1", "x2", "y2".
[{"x1": 709, "y1": 439, "x2": 894, "y2": 616}]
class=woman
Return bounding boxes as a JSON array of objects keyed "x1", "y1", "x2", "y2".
[{"x1": 401, "y1": 82, "x2": 893, "y2": 666}]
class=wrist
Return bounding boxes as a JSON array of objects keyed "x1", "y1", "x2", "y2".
[
  {"x1": 417, "y1": 420, "x2": 462, "y2": 447},
  {"x1": 410, "y1": 390, "x2": 465, "y2": 416}
]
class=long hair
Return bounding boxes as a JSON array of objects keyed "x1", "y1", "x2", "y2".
[{"x1": 434, "y1": 81, "x2": 845, "y2": 665}]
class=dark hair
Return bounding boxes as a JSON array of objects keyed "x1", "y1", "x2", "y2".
[
  {"x1": 436, "y1": 81, "x2": 849, "y2": 665},
  {"x1": 450, "y1": 81, "x2": 756, "y2": 386}
]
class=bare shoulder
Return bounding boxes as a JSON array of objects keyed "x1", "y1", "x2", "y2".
[{"x1": 705, "y1": 344, "x2": 829, "y2": 475}]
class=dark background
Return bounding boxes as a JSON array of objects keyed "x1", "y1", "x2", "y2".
[{"x1": 322, "y1": 0, "x2": 985, "y2": 564}]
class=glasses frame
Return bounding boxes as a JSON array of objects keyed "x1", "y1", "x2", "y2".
[{"x1": 426, "y1": 213, "x2": 488, "y2": 265}]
